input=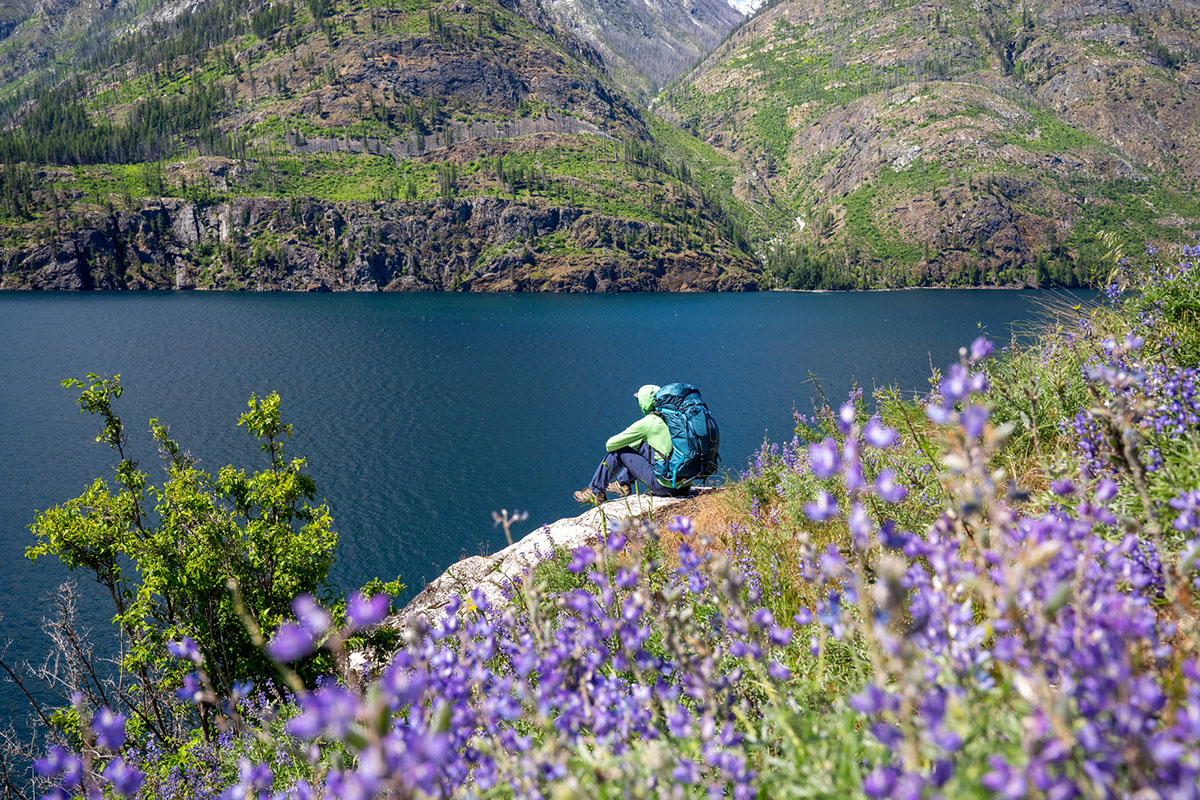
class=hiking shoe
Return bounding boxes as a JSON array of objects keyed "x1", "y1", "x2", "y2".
[
  {"x1": 606, "y1": 481, "x2": 633, "y2": 497},
  {"x1": 573, "y1": 488, "x2": 606, "y2": 504}
]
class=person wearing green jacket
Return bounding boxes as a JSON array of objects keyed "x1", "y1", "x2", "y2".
[{"x1": 574, "y1": 384, "x2": 690, "y2": 504}]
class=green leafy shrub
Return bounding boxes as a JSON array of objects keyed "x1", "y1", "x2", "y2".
[{"x1": 27, "y1": 377, "x2": 338, "y2": 712}]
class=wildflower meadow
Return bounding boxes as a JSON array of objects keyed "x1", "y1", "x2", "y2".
[{"x1": 14, "y1": 245, "x2": 1200, "y2": 798}]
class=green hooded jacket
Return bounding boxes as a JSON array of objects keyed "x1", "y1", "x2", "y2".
[{"x1": 605, "y1": 385, "x2": 673, "y2": 461}]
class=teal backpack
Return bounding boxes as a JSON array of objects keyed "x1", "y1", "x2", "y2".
[{"x1": 652, "y1": 383, "x2": 720, "y2": 489}]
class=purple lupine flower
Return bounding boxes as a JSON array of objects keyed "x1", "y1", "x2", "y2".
[
  {"x1": 817, "y1": 591, "x2": 844, "y2": 639},
  {"x1": 751, "y1": 608, "x2": 774, "y2": 629},
  {"x1": 842, "y1": 438, "x2": 866, "y2": 491},
  {"x1": 981, "y1": 756, "x2": 1026, "y2": 798},
  {"x1": 864, "y1": 419, "x2": 898, "y2": 448},
  {"x1": 837, "y1": 402, "x2": 856, "y2": 434},
  {"x1": 175, "y1": 672, "x2": 206, "y2": 703},
  {"x1": 961, "y1": 404, "x2": 989, "y2": 439},
  {"x1": 33, "y1": 746, "x2": 82, "y2": 788},
  {"x1": 926, "y1": 402, "x2": 954, "y2": 424},
  {"x1": 605, "y1": 529, "x2": 627, "y2": 552},
  {"x1": 848, "y1": 501, "x2": 873, "y2": 550},
  {"x1": 102, "y1": 758, "x2": 144, "y2": 798},
  {"x1": 292, "y1": 594, "x2": 331, "y2": 636},
  {"x1": 941, "y1": 363, "x2": 971, "y2": 403},
  {"x1": 1050, "y1": 479, "x2": 1077, "y2": 497},
  {"x1": 267, "y1": 623, "x2": 315, "y2": 663},
  {"x1": 92, "y1": 707, "x2": 126, "y2": 750},
  {"x1": 1179, "y1": 539, "x2": 1200, "y2": 575},
  {"x1": 673, "y1": 758, "x2": 700, "y2": 784},
  {"x1": 1170, "y1": 490, "x2": 1200, "y2": 531},
  {"x1": 167, "y1": 636, "x2": 202, "y2": 664},
  {"x1": 894, "y1": 773, "x2": 926, "y2": 800},
  {"x1": 346, "y1": 592, "x2": 390, "y2": 630},
  {"x1": 874, "y1": 470, "x2": 908, "y2": 504},
  {"x1": 805, "y1": 491, "x2": 838, "y2": 522},
  {"x1": 288, "y1": 686, "x2": 361, "y2": 739},
  {"x1": 863, "y1": 766, "x2": 898, "y2": 798},
  {"x1": 870, "y1": 721, "x2": 904, "y2": 749},
  {"x1": 237, "y1": 758, "x2": 273, "y2": 793},
  {"x1": 808, "y1": 438, "x2": 840, "y2": 478},
  {"x1": 969, "y1": 336, "x2": 994, "y2": 362},
  {"x1": 567, "y1": 546, "x2": 597, "y2": 573}
]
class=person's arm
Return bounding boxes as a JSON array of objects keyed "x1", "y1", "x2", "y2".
[{"x1": 605, "y1": 416, "x2": 654, "y2": 452}]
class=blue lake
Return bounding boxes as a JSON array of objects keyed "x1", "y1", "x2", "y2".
[{"x1": 0, "y1": 289, "x2": 1086, "y2": 719}]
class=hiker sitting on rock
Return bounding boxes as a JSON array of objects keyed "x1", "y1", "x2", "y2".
[{"x1": 574, "y1": 383, "x2": 719, "y2": 504}]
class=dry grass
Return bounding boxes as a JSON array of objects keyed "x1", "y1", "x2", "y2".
[{"x1": 651, "y1": 488, "x2": 744, "y2": 568}]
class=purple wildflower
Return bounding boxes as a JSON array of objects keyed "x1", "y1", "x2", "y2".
[
  {"x1": 103, "y1": 758, "x2": 144, "y2": 798},
  {"x1": 292, "y1": 594, "x2": 331, "y2": 636},
  {"x1": 346, "y1": 592, "x2": 390, "y2": 630},
  {"x1": 864, "y1": 419, "x2": 898, "y2": 448},
  {"x1": 1170, "y1": 490, "x2": 1200, "y2": 531},
  {"x1": 805, "y1": 491, "x2": 839, "y2": 522},
  {"x1": 93, "y1": 707, "x2": 126, "y2": 751},
  {"x1": 267, "y1": 623, "x2": 315, "y2": 663},
  {"x1": 808, "y1": 438, "x2": 840, "y2": 478},
  {"x1": 874, "y1": 470, "x2": 908, "y2": 504},
  {"x1": 969, "y1": 336, "x2": 994, "y2": 362}
]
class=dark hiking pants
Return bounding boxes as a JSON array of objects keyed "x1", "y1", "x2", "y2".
[{"x1": 589, "y1": 445, "x2": 687, "y2": 497}]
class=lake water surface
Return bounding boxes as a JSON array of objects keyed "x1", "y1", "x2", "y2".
[{"x1": 0, "y1": 289, "x2": 1085, "y2": 719}]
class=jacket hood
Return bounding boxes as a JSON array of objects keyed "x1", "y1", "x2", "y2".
[{"x1": 635, "y1": 385, "x2": 660, "y2": 414}]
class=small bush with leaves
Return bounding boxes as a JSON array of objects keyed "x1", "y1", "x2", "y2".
[{"x1": 22, "y1": 379, "x2": 338, "y2": 748}]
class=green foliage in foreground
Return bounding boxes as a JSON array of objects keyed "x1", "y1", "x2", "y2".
[
  {"x1": 27, "y1": 378, "x2": 338, "y2": 708},
  {"x1": 17, "y1": 250, "x2": 1200, "y2": 800}
]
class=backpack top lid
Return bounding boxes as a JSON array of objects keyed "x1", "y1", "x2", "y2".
[{"x1": 653, "y1": 383, "x2": 701, "y2": 407}]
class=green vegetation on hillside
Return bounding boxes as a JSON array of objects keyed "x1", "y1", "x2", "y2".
[
  {"x1": 662, "y1": 0, "x2": 1200, "y2": 289},
  {"x1": 0, "y1": 0, "x2": 767, "y2": 290}
]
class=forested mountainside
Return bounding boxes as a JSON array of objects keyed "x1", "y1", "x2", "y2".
[
  {"x1": 540, "y1": 0, "x2": 743, "y2": 101},
  {"x1": 1, "y1": 0, "x2": 1198, "y2": 292},
  {"x1": 0, "y1": 0, "x2": 760, "y2": 291},
  {"x1": 660, "y1": 0, "x2": 1200, "y2": 289}
]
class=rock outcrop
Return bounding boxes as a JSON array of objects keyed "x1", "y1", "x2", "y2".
[
  {"x1": 389, "y1": 491, "x2": 706, "y2": 631},
  {"x1": 0, "y1": 195, "x2": 761, "y2": 292}
]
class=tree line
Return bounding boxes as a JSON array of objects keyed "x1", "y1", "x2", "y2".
[{"x1": 0, "y1": 79, "x2": 242, "y2": 165}]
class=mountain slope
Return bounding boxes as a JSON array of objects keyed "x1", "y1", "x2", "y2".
[
  {"x1": 0, "y1": 0, "x2": 761, "y2": 291},
  {"x1": 540, "y1": 0, "x2": 743, "y2": 100},
  {"x1": 660, "y1": 0, "x2": 1200, "y2": 288}
]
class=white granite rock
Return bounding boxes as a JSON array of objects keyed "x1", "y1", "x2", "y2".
[{"x1": 387, "y1": 491, "x2": 706, "y2": 632}]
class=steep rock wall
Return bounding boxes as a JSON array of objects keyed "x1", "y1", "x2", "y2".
[{"x1": 1, "y1": 196, "x2": 761, "y2": 292}]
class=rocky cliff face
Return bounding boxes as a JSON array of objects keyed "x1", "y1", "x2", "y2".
[
  {"x1": 1, "y1": 195, "x2": 759, "y2": 292},
  {"x1": 540, "y1": 0, "x2": 744, "y2": 100}
]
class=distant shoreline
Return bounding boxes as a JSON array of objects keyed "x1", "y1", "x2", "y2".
[{"x1": 0, "y1": 285, "x2": 1093, "y2": 295}]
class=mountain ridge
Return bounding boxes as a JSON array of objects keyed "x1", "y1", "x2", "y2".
[
  {"x1": 0, "y1": 0, "x2": 1198, "y2": 291},
  {"x1": 540, "y1": 0, "x2": 743, "y2": 100},
  {"x1": 660, "y1": 0, "x2": 1200, "y2": 288},
  {"x1": 0, "y1": 0, "x2": 763, "y2": 291}
]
